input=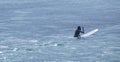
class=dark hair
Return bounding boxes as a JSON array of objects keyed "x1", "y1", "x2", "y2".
[{"x1": 77, "y1": 26, "x2": 81, "y2": 30}]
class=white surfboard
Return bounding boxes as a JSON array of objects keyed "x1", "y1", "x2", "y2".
[{"x1": 81, "y1": 29, "x2": 99, "y2": 38}]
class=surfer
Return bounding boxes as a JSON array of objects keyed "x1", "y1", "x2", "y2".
[{"x1": 74, "y1": 26, "x2": 84, "y2": 39}]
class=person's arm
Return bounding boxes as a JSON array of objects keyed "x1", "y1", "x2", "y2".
[
  {"x1": 80, "y1": 31, "x2": 84, "y2": 33},
  {"x1": 80, "y1": 27, "x2": 85, "y2": 33}
]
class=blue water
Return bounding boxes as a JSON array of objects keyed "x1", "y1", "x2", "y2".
[{"x1": 0, "y1": 0, "x2": 120, "y2": 62}]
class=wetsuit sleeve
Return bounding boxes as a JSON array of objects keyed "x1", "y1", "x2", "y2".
[{"x1": 80, "y1": 31, "x2": 84, "y2": 33}]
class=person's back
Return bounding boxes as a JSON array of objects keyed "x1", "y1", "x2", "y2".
[
  {"x1": 74, "y1": 26, "x2": 81, "y2": 37},
  {"x1": 74, "y1": 29, "x2": 80, "y2": 37}
]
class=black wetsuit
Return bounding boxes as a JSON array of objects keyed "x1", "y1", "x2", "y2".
[
  {"x1": 74, "y1": 29, "x2": 81, "y2": 37},
  {"x1": 74, "y1": 26, "x2": 84, "y2": 38}
]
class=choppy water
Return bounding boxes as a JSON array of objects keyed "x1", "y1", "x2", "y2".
[{"x1": 0, "y1": 0, "x2": 120, "y2": 62}]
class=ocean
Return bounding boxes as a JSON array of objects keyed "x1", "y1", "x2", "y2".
[{"x1": 0, "y1": 0, "x2": 120, "y2": 62}]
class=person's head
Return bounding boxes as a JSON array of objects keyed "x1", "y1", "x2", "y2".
[{"x1": 77, "y1": 26, "x2": 81, "y2": 30}]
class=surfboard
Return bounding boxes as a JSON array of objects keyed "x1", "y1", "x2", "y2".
[{"x1": 81, "y1": 29, "x2": 99, "y2": 38}]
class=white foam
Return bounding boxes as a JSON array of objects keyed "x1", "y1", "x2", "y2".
[
  {"x1": 0, "y1": 51, "x2": 3, "y2": 54},
  {"x1": 13, "y1": 48, "x2": 18, "y2": 51},
  {"x1": 29, "y1": 40, "x2": 38, "y2": 43}
]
